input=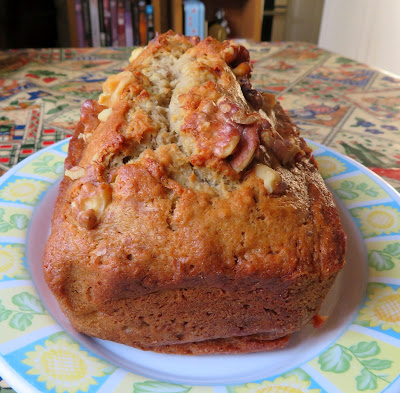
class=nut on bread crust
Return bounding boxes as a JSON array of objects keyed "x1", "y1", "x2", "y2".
[{"x1": 43, "y1": 31, "x2": 346, "y2": 355}]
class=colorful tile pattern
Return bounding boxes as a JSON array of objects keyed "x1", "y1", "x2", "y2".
[{"x1": 0, "y1": 42, "x2": 399, "y2": 190}]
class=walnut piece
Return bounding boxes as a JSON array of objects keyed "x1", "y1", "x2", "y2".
[
  {"x1": 73, "y1": 183, "x2": 112, "y2": 229},
  {"x1": 255, "y1": 164, "x2": 282, "y2": 193},
  {"x1": 65, "y1": 166, "x2": 86, "y2": 180},
  {"x1": 221, "y1": 42, "x2": 250, "y2": 68},
  {"x1": 261, "y1": 92, "x2": 276, "y2": 113},
  {"x1": 129, "y1": 47, "x2": 145, "y2": 63},
  {"x1": 230, "y1": 125, "x2": 260, "y2": 172},
  {"x1": 232, "y1": 62, "x2": 252, "y2": 77},
  {"x1": 99, "y1": 71, "x2": 135, "y2": 107},
  {"x1": 238, "y1": 76, "x2": 264, "y2": 111},
  {"x1": 272, "y1": 138, "x2": 302, "y2": 165},
  {"x1": 98, "y1": 108, "x2": 112, "y2": 122}
]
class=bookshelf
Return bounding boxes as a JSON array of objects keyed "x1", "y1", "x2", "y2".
[
  {"x1": 67, "y1": 0, "x2": 158, "y2": 47},
  {"x1": 67, "y1": 0, "x2": 265, "y2": 47},
  {"x1": 172, "y1": 0, "x2": 265, "y2": 41}
]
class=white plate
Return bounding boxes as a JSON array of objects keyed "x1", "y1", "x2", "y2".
[{"x1": 1, "y1": 139, "x2": 400, "y2": 393}]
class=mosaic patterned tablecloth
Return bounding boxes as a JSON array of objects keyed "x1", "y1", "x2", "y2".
[
  {"x1": 0, "y1": 42, "x2": 400, "y2": 391},
  {"x1": 1, "y1": 42, "x2": 400, "y2": 193}
]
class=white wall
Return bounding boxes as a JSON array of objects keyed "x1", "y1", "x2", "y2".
[{"x1": 319, "y1": 0, "x2": 400, "y2": 76}]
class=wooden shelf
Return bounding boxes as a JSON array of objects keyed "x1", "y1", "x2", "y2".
[
  {"x1": 66, "y1": 0, "x2": 265, "y2": 47},
  {"x1": 166, "y1": 0, "x2": 265, "y2": 41}
]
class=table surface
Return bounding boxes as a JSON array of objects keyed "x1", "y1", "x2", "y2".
[{"x1": 0, "y1": 41, "x2": 400, "y2": 391}]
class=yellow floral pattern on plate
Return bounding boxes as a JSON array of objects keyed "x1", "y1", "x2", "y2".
[
  {"x1": 0, "y1": 244, "x2": 26, "y2": 280},
  {"x1": 22, "y1": 338, "x2": 106, "y2": 393},
  {"x1": 358, "y1": 285, "x2": 400, "y2": 332},
  {"x1": 314, "y1": 155, "x2": 347, "y2": 179},
  {"x1": 351, "y1": 205, "x2": 400, "y2": 237},
  {"x1": 234, "y1": 376, "x2": 320, "y2": 393},
  {"x1": 0, "y1": 178, "x2": 49, "y2": 206}
]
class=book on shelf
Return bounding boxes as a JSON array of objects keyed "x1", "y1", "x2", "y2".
[
  {"x1": 73, "y1": 0, "x2": 156, "y2": 47},
  {"x1": 117, "y1": 0, "x2": 126, "y2": 46},
  {"x1": 98, "y1": 0, "x2": 107, "y2": 46},
  {"x1": 131, "y1": 0, "x2": 140, "y2": 45},
  {"x1": 183, "y1": 0, "x2": 205, "y2": 39},
  {"x1": 89, "y1": 0, "x2": 101, "y2": 46},
  {"x1": 110, "y1": 0, "x2": 119, "y2": 46},
  {"x1": 138, "y1": 0, "x2": 147, "y2": 45},
  {"x1": 124, "y1": 0, "x2": 134, "y2": 46},
  {"x1": 80, "y1": 0, "x2": 92, "y2": 46},
  {"x1": 74, "y1": 0, "x2": 85, "y2": 47},
  {"x1": 103, "y1": 0, "x2": 113, "y2": 46}
]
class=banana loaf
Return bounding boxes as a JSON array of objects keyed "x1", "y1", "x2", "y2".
[{"x1": 42, "y1": 32, "x2": 346, "y2": 355}]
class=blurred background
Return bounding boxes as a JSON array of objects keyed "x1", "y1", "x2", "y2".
[{"x1": 0, "y1": 0, "x2": 399, "y2": 75}]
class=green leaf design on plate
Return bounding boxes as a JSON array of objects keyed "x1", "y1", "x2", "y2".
[
  {"x1": 356, "y1": 368, "x2": 378, "y2": 391},
  {"x1": 369, "y1": 250, "x2": 394, "y2": 271},
  {"x1": 355, "y1": 182, "x2": 379, "y2": 197},
  {"x1": 0, "y1": 293, "x2": 46, "y2": 330},
  {"x1": 354, "y1": 320, "x2": 371, "y2": 327},
  {"x1": 47, "y1": 331, "x2": 76, "y2": 344},
  {"x1": 31, "y1": 155, "x2": 64, "y2": 175},
  {"x1": 133, "y1": 381, "x2": 191, "y2": 393},
  {"x1": 52, "y1": 161, "x2": 64, "y2": 175},
  {"x1": 101, "y1": 363, "x2": 117, "y2": 375},
  {"x1": 341, "y1": 180, "x2": 355, "y2": 190},
  {"x1": 349, "y1": 341, "x2": 380, "y2": 358},
  {"x1": 336, "y1": 189, "x2": 359, "y2": 200},
  {"x1": 12, "y1": 292, "x2": 46, "y2": 314},
  {"x1": 383, "y1": 243, "x2": 400, "y2": 256},
  {"x1": 319, "y1": 341, "x2": 393, "y2": 389},
  {"x1": 318, "y1": 345, "x2": 352, "y2": 373},
  {"x1": 95, "y1": 358, "x2": 117, "y2": 375},
  {"x1": 9, "y1": 214, "x2": 28, "y2": 230},
  {"x1": 13, "y1": 271, "x2": 31, "y2": 280},
  {"x1": 360, "y1": 358, "x2": 392, "y2": 370},
  {"x1": 33, "y1": 167, "x2": 53, "y2": 174},
  {"x1": 0, "y1": 222, "x2": 12, "y2": 232},
  {"x1": 366, "y1": 282, "x2": 387, "y2": 296},
  {"x1": 9, "y1": 312, "x2": 33, "y2": 331},
  {"x1": 0, "y1": 208, "x2": 4, "y2": 221},
  {"x1": 0, "y1": 309, "x2": 12, "y2": 322},
  {"x1": 335, "y1": 179, "x2": 379, "y2": 200},
  {"x1": 281, "y1": 368, "x2": 311, "y2": 381}
]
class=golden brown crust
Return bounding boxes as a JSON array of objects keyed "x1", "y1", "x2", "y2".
[{"x1": 43, "y1": 32, "x2": 346, "y2": 355}]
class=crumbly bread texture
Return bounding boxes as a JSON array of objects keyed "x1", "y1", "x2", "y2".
[{"x1": 43, "y1": 32, "x2": 346, "y2": 355}]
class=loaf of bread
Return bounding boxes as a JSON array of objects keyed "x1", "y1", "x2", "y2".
[{"x1": 43, "y1": 32, "x2": 346, "y2": 355}]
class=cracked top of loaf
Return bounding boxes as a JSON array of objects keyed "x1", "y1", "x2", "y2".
[{"x1": 43, "y1": 32, "x2": 346, "y2": 314}]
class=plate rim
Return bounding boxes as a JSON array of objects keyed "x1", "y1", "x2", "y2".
[{"x1": 0, "y1": 138, "x2": 399, "y2": 392}]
